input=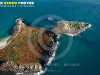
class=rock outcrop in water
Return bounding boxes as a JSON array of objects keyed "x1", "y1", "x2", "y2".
[
  {"x1": 0, "y1": 18, "x2": 90, "y2": 75},
  {"x1": 51, "y1": 20, "x2": 90, "y2": 36}
]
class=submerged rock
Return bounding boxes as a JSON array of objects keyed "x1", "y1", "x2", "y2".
[{"x1": 47, "y1": 17, "x2": 54, "y2": 21}]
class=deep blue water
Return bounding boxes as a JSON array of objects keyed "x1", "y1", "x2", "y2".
[{"x1": 0, "y1": 0, "x2": 100, "y2": 75}]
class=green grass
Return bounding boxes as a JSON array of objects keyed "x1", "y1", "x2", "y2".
[
  {"x1": 9, "y1": 49, "x2": 20, "y2": 62},
  {"x1": 13, "y1": 53, "x2": 20, "y2": 61},
  {"x1": 70, "y1": 21, "x2": 81, "y2": 28}
]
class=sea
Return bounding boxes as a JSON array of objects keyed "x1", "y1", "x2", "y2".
[{"x1": 0, "y1": 0, "x2": 100, "y2": 75}]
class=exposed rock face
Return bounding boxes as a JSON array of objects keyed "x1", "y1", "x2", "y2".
[
  {"x1": 0, "y1": 61, "x2": 43, "y2": 74},
  {"x1": 0, "y1": 18, "x2": 57, "y2": 75},
  {"x1": 51, "y1": 20, "x2": 89, "y2": 35},
  {"x1": 0, "y1": 18, "x2": 90, "y2": 75},
  {"x1": 48, "y1": 17, "x2": 54, "y2": 21}
]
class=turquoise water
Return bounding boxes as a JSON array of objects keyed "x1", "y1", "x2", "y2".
[{"x1": 0, "y1": 0, "x2": 100, "y2": 75}]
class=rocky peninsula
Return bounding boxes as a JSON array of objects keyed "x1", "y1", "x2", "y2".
[
  {"x1": 51, "y1": 20, "x2": 90, "y2": 36},
  {"x1": 0, "y1": 18, "x2": 90, "y2": 75}
]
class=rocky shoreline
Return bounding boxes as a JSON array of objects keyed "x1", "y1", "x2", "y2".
[
  {"x1": 0, "y1": 18, "x2": 91, "y2": 75},
  {"x1": 0, "y1": 61, "x2": 44, "y2": 74},
  {"x1": 7, "y1": 18, "x2": 26, "y2": 43},
  {"x1": 0, "y1": 18, "x2": 58, "y2": 75},
  {"x1": 0, "y1": 18, "x2": 26, "y2": 50},
  {"x1": 51, "y1": 20, "x2": 90, "y2": 36}
]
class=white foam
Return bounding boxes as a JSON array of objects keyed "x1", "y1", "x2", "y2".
[
  {"x1": 16, "y1": 73, "x2": 22, "y2": 75},
  {"x1": 47, "y1": 52, "x2": 55, "y2": 65},
  {"x1": 57, "y1": 35, "x2": 61, "y2": 39},
  {"x1": 66, "y1": 24, "x2": 92, "y2": 37},
  {"x1": 47, "y1": 42, "x2": 59, "y2": 65},
  {"x1": 16, "y1": 70, "x2": 46, "y2": 75},
  {"x1": 33, "y1": 70, "x2": 46, "y2": 75},
  {"x1": 87, "y1": 24, "x2": 92, "y2": 28},
  {"x1": 16, "y1": 41, "x2": 59, "y2": 75},
  {"x1": 66, "y1": 33, "x2": 79, "y2": 37}
]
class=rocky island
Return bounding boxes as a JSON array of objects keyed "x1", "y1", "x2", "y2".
[
  {"x1": 52, "y1": 20, "x2": 90, "y2": 36},
  {"x1": 0, "y1": 18, "x2": 90, "y2": 75}
]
